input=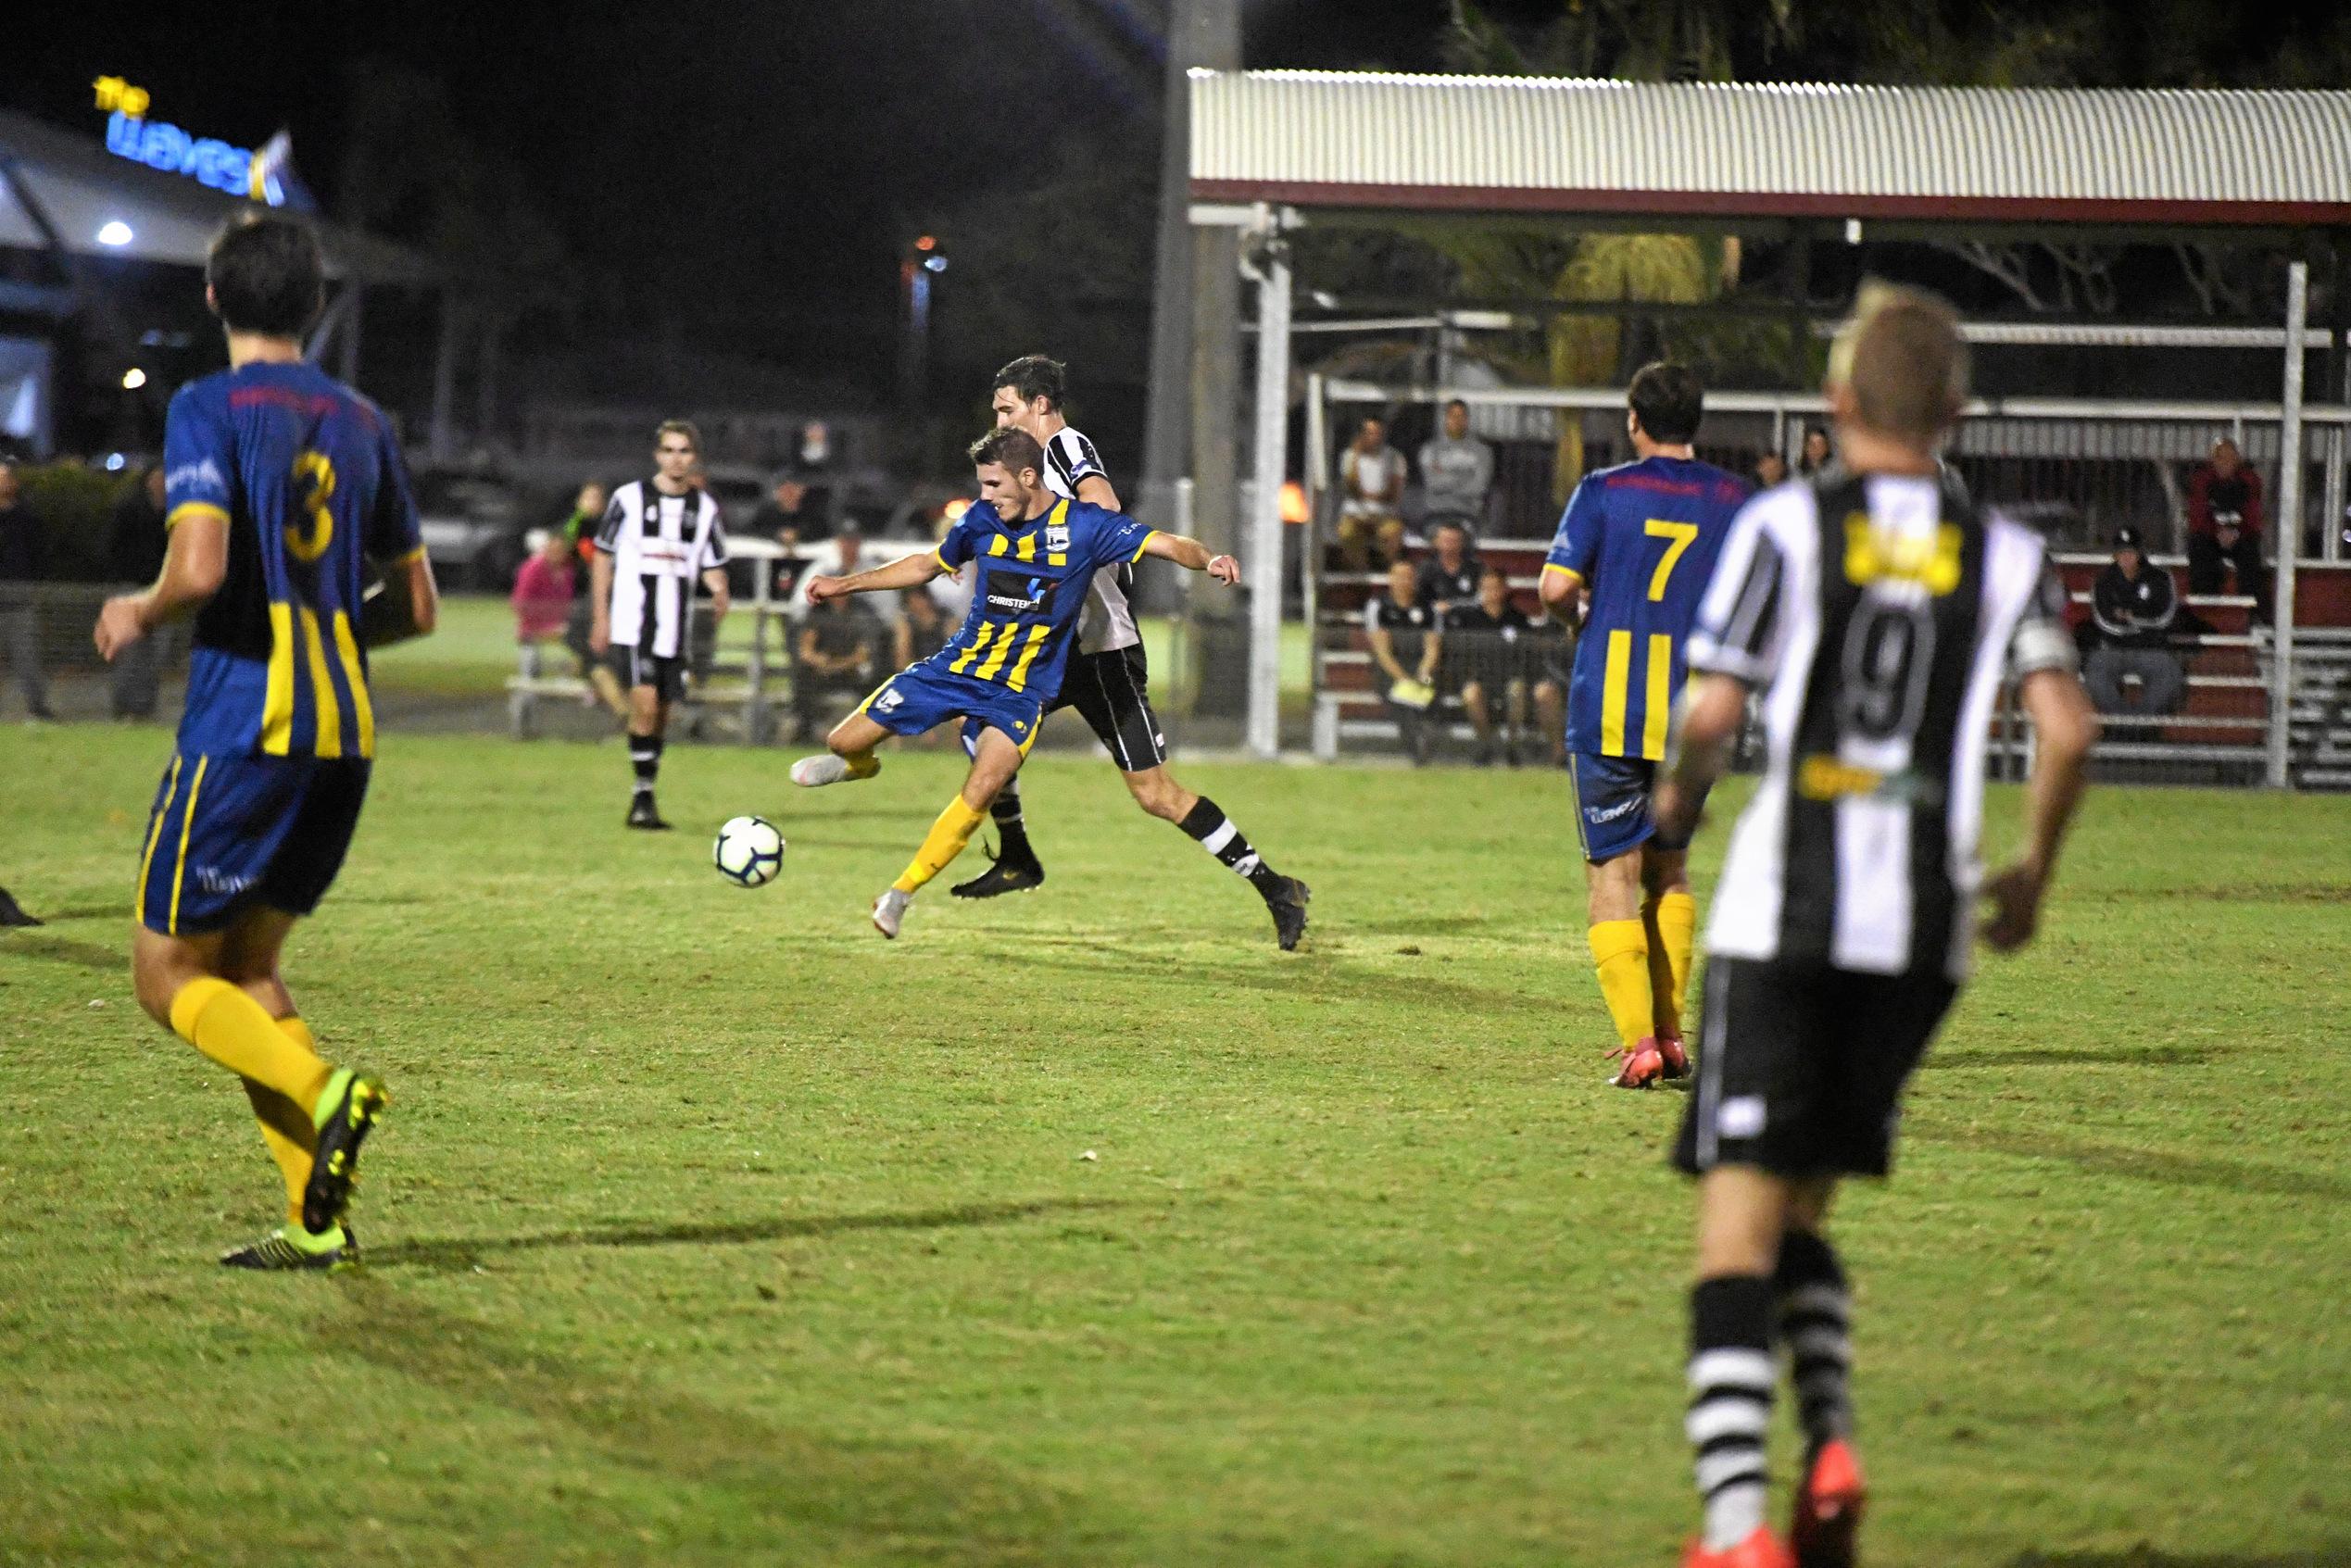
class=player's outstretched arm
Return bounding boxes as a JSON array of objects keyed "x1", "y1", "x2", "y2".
[
  {"x1": 806, "y1": 549, "x2": 943, "y2": 605},
  {"x1": 94, "y1": 514, "x2": 227, "y2": 660},
  {"x1": 1981, "y1": 667, "x2": 2098, "y2": 952},
  {"x1": 1140, "y1": 531, "x2": 1240, "y2": 584}
]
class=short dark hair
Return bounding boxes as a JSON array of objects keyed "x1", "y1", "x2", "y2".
[
  {"x1": 993, "y1": 354, "x2": 1067, "y2": 410},
  {"x1": 969, "y1": 426, "x2": 1044, "y2": 478},
  {"x1": 655, "y1": 420, "x2": 700, "y2": 453},
  {"x1": 206, "y1": 213, "x2": 324, "y2": 337},
  {"x1": 1628, "y1": 361, "x2": 1704, "y2": 445},
  {"x1": 1444, "y1": 398, "x2": 1469, "y2": 414}
]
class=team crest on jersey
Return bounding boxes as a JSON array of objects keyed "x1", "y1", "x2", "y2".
[
  {"x1": 875, "y1": 687, "x2": 905, "y2": 713},
  {"x1": 1045, "y1": 522, "x2": 1070, "y2": 553},
  {"x1": 1842, "y1": 516, "x2": 1963, "y2": 595}
]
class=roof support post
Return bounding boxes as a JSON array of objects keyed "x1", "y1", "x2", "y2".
[
  {"x1": 428, "y1": 291, "x2": 461, "y2": 463},
  {"x1": 2267, "y1": 258, "x2": 2307, "y2": 790},
  {"x1": 1243, "y1": 203, "x2": 1292, "y2": 759}
]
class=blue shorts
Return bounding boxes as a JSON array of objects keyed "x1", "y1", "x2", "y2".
[
  {"x1": 1567, "y1": 751, "x2": 1705, "y2": 864},
  {"x1": 858, "y1": 662, "x2": 1042, "y2": 756},
  {"x1": 137, "y1": 751, "x2": 371, "y2": 936}
]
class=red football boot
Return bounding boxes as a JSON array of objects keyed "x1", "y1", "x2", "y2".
[
  {"x1": 1656, "y1": 1032, "x2": 1691, "y2": 1080},
  {"x1": 1609, "y1": 1037, "x2": 1667, "y2": 1088},
  {"x1": 1682, "y1": 1524, "x2": 1798, "y2": 1568},
  {"x1": 1790, "y1": 1438, "x2": 1866, "y2": 1568}
]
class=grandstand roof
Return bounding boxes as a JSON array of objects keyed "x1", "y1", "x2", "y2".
[{"x1": 1188, "y1": 71, "x2": 2351, "y2": 231}]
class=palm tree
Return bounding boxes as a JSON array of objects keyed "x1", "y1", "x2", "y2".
[{"x1": 1437, "y1": 2, "x2": 1784, "y2": 497}]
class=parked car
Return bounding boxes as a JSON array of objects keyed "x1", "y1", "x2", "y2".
[{"x1": 414, "y1": 469, "x2": 525, "y2": 592}]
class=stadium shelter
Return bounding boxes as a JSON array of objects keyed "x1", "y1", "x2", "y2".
[
  {"x1": 0, "y1": 108, "x2": 439, "y2": 458},
  {"x1": 1186, "y1": 70, "x2": 2351, "y2": 786}
]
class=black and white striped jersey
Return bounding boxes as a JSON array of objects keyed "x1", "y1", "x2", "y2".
[
  {"x1": 1038, "y1": 425, "x2": 1138, "y2": 656},
  {"x1": 1688, "y1": 470, "x2": 2075, "y2": 982},
  {"x1": 595, "y1": 479, "x2": 729, "y2": 659}
]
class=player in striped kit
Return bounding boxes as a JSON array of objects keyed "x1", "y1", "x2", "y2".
[
  {"x1": 588, "y1": 421, "x2": 731, "y2": 830},
  {"x1": 1650, "y1": 285, "x2": 2097, "y2": 1568},
  {"x1": 954, "y1": 355, "x2": 1310, "y2": 950}
]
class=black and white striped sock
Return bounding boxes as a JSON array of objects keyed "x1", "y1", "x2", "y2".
[
  {"x1": 1776, "y1": 1229, "x2": 1854, "y2": 1450},
  {"x1": 629, "y1": 732, "x2": 662, "y2": 797},
  {"x1": 1178, "y1": 797, "x2": 1281, "y2": 893},
  {"x1": 1688, "y1": 1274, "x2": 1776, "y2": 1552}
]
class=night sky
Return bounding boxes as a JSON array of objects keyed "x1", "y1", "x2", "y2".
[{"x1": 5, "y1": 2, "x2": 1562, "y2": 412}]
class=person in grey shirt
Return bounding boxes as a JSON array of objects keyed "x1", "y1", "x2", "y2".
[{"x1": 1418, "y1": 398, "x2": 1494, "y2": 527}]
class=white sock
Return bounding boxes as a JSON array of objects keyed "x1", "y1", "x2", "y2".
[{"x1": 791, "y1": 754, "x2": 849, "y2": 787}]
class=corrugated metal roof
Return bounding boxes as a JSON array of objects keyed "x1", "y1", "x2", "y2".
[{"x1": 1189, "y1": 71, "x2": 2351, "y2": 227}]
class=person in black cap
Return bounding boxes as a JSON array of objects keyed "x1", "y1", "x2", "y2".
[{"x1": 2084, "y1": 525, "x2": 2183, "y2": 719}]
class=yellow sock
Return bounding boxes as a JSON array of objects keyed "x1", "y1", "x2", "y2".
[
  {"x1": 1641, "y1": 901, "x2": 1680, "y2": 1041},
  {"x1": 1587, "y1": 918, "x2": 1654, "y2": 1048},
  {"x1": 845, "y1": 749, "x2": 880, "y2": 780},
  {"x1": 892, "y1": 795, "x2": 987, "y2": 894},
  {"x1": 1653, "y1": 891, "x2": 1699, "y2": 1031},
  {"x1": 242, "y1": 1016, "x2": 321, "y2": 1226},
  {"x1": 168, "y1": 978, "x2": 333, "y2": 1115}
]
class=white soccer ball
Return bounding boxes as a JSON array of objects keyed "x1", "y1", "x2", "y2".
[{"x1": 713, "y1": 815, "x2": 786, "y2": 887}]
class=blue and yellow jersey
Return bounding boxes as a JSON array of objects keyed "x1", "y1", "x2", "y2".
[
  {"x1": 164, "y1": 361, "x2": 422, "y2": 761},
  {"x1": 930, "y1": 496, "x2": 1154, "y2": 701},
  {"x1": 1545, "y1": 456, "x2": 1750, "y2": 760}
]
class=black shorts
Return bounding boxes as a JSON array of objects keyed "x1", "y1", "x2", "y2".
[
  {"x1": 1672, "y1": 957, "x2": 1959, "y2": 1181},
  {"x1": 1050, "y1": 645, "x2": 1167, "y2": 771},
  {"x1": 610, "y1": 645, "x2": 685, "y2": 703}
]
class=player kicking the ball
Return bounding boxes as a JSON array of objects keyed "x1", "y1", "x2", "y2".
[
  {"x1": 789, "y1": 427, "x2": 1238, "y2": 938},
  {"x1": 950, "y1": 356, "x2": 1310, "y2": 949},
  {"x1": 93, "y1": 213, "x2": 438, "y2": 1269},
  {"x1": 1650, "y1": 284, "x2": 2095, "y2": 1568}
]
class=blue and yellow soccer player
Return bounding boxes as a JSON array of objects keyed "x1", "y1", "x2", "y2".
[
  {"x1": 1540, "y1": 362, "x2": 1750, "y2": 1088},
  {"x1": 788, "y1": 427, "x2": 1238, "y2": 938},
  {"x1": 94, "y1": 214, "x2": 439, "y2": 1269}
]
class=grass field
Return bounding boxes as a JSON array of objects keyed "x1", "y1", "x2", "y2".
[{"x1": 3, "y1": 723, "x2": 2347, "y2": 1567}]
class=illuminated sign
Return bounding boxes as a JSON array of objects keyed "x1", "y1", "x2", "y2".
[{"x1": 94, "y1": 76, "x2": 286, "y2": 205}]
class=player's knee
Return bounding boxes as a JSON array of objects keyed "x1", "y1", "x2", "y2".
[
  {"x1": 130, "y1": 945, "x2": 187, "y2": 1028},
  {"x1": 1126, "y1": 771, "x2": 1187, "y2": 821}
]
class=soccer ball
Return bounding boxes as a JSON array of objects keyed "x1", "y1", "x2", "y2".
[{"x1": 712, "y1": 815, "x2": 785, "y2": 887}]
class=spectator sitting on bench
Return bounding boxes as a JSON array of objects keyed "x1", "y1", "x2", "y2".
[
  {"x1": 1414, "y1": 520, "x2": 1483, "y2": 617},
  {"x1": 794, "y1": 590, "x2": 882, "y2": 743},
  {"x1": 513, "y1": 526, "x2": 574, "y2": 667},
  {"x1": 1337, "y1": 417, "x2": 1407, "y2": 571},
  {"x1": 1522, "y1": 597, "x2": 1572, "y2": 760},
  {"x1": 1364, "y1": 558, "x2": 1440, "y2": 766},
  {"x1": 1445, "y1": 565, "x2": 1546, "y2": 768},
  {"x1": 2185, "y1": 437, "x2": 2272, "y2": 622},
  {"x1": 2083, "y1": 524, "x2": 2184, "y2": 723}
]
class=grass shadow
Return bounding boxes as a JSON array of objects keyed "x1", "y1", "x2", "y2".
[
  {"x1": 318, "y1": 1277, "x2": 1109, "y2": 1565},
  {"x1": 1003, "y1": 945, "x2": 1559, "y2": 1022},
  {"x1": 369, "y1": 1195, "x2": 1134, "y2": 1273},
  {"x1": 1916, "y1": 1124, "x2": 2350, "y2": 1202},
  {"x1": 2011, "y1": 1549, "x2": 2351, "y2": 1568},
  {"x1": 0, "y1": 933, "x2": 124, "y2": 973},
  {"x1": 1924, "y1": 1045, "x2": 2220, "y2": 1071}
]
